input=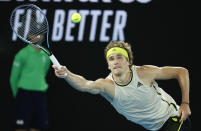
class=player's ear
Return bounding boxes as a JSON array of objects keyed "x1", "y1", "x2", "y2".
[
  {"x1": 127, "y1": 61, "x2": 130, "y2": 66},
  {"x1": 126, "y1": 58, "x2": 130, "y2": 66},
  {"x1": 106, "y1": 59, "x2": 112, "y2": 71},
  {"x1": 108, "y1": 64, "x2": 111, "y2": 71}
]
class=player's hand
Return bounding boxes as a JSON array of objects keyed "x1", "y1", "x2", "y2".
[
  {"x1": 52, "y1": 65, "x2": 68, "y2": 78},
  {"x1": 178, "y1": 103, "x2": 191, "y2": 122}
]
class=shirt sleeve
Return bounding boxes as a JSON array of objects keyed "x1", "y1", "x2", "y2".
[{"x1": 9, "y1": 50, "x2": 25, "y2": 98}]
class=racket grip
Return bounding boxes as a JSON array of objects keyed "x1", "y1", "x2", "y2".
[{"x1": 49, "y1": 54, "x2": 61, "y2": 69}]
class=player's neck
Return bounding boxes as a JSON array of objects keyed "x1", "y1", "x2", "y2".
[{"x1": 113, "y1": 68, "x2": 132, "y2": 85}]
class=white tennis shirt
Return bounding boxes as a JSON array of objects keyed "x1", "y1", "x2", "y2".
[{"x1": 106, "y1": 65, "x2": 179, "y2": 131}]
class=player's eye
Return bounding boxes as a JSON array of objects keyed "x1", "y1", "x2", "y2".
[
  {"x1": 116, "y1": 54, "x2": 123, "y2": 59},
  {"x1": 117, "y1": 56, "x2": 122, "y2": 59},
  {"x1": 108, "y1": 57, "x2": 114, "y2": 61}
]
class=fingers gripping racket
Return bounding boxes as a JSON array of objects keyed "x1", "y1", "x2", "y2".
[{"x1": 10, "y1": 4, "x2": 61, "y2": 69}]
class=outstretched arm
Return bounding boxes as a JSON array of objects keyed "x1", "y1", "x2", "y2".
[{"x1": 52, "y1": 65, "x2": 105, "y2": 94}]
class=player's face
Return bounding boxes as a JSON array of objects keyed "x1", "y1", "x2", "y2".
[{"x1": 107, "y1": 53, "x2": 130, "y2": 76}]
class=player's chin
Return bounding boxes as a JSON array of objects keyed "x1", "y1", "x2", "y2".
[{"x1": 113, "y1": 69, "x2": 122, "y2": 76}]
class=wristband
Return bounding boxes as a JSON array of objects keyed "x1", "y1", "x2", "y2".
[{"x1": 181, "y1": 101, "x2": 190, "y2": 105}]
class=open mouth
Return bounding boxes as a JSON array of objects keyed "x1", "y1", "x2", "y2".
[{"x1": 113, "y1": 66, "x2": 121, "y2": 69}]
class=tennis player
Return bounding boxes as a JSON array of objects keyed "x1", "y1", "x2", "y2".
[
  {"x1": 10, "y1": 35, "x2": 50, "y2": 131},
  {"x1": 52, "y1": 41, "x2": 191, "y2": 131}
]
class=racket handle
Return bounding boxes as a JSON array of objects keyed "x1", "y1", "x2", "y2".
[{"x1": 49, "y1": 54, "x2": 61, "y2": 69}]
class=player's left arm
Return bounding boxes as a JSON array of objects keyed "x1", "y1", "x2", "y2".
[{"x1": 140, "y1": 65, "x2": 191, "y2": 122}]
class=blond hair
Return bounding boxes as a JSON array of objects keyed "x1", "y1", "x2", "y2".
[{"x1": 104, "y1": 41, "x2": 133, "y2": 68}]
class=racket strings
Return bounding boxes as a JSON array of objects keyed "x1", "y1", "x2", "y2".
[
  {"x1": 11, "y1": 5, "x2": 47, "y2": 43},
  {"x1": 11, "y1": 18, "x2": 47, "y2": 40},
  {"x1": 14, "y1": 11, "x2": 47, "y2": 37}
]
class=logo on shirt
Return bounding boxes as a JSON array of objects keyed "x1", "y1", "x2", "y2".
[{"x1": 137, "y1": 82, "x2": 143, "y2": 87}]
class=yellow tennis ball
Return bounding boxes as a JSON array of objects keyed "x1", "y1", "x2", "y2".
[{"x1": 71, "y1": 13, "x2": 81, "y2": 23}]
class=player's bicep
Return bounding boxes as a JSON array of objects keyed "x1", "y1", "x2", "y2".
[
  {"x1": 142, "y1": 65, "x2": 186, "y2": 80},
  {"x1": 155, "y1": 66, "x2": 188, "y2": 80},
  {"x1": 86, "y1": 79, "x2": 105, "y2": 94},
  {"x1": 155, "y1": 67, "x2": 176, "y2": 79}
]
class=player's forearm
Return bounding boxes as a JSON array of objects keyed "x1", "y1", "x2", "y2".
[
  {"x1": 177, "y1": 68, "x2": 190, "y2": 103},
  {"x1": 64, "y1": 71, "x2": 90, "y2": 92}
]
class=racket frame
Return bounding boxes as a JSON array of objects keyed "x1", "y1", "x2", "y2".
[{"x1": 10, "y1": 4, "x2": 61, "y2": 69}]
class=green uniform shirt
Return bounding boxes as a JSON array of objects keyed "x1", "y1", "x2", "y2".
[{"x1": 10, "y1": 45, "x2": 50, "y2": 98}]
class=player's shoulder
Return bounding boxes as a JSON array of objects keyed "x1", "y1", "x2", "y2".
[
  {"x1": 94, "y1": 78, "x2": 114, "y2": 90},
  {"x1": 136, "y1": 65, "x2": 159, "y2": 73},
  {"x1": 94, "y1": 78, "x2": 114, "y2": 93},
  {"x1": 95, "y1": 78, "x2": 113, "y2": 84}
]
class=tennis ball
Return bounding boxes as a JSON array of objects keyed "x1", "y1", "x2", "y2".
[{"x1": 71, "y1": 13, "x2": 81, "y2": 23}]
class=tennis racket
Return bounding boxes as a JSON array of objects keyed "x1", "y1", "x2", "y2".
[{"x1": 10, "y1": 4, "x2": 61, "y2": 69}]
